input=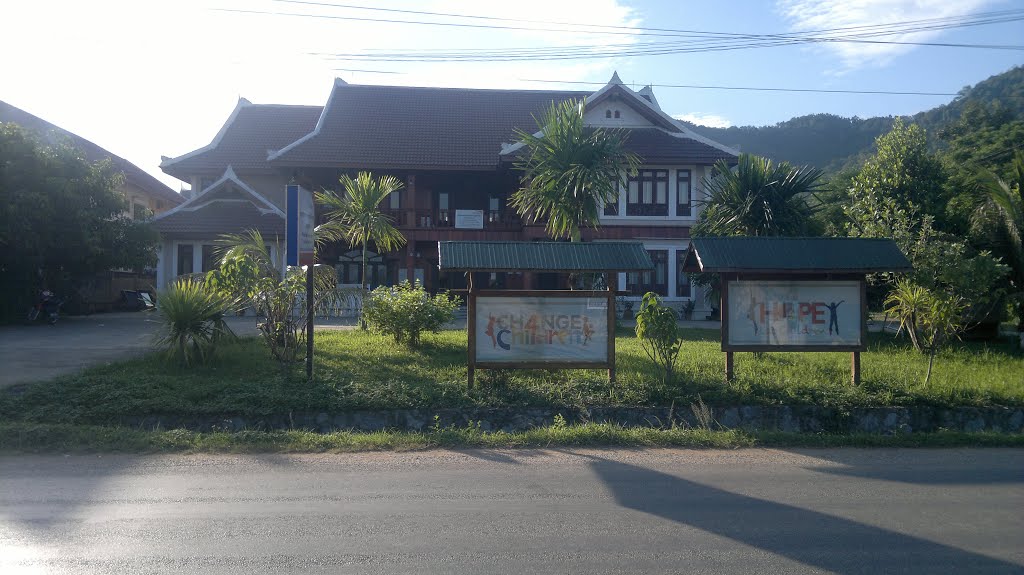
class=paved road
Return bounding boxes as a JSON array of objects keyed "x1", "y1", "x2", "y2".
[{"x1": 1, "y1": 448, "x2": 1021, "y2": 574}]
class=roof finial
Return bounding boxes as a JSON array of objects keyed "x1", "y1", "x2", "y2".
[{"x1": 609, "y1": 71, "x2": 623, "y2": 85}]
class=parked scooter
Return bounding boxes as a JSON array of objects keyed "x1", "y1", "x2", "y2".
[{"x1": 26, "y1": 290, "x2": 65, "y2": 325}]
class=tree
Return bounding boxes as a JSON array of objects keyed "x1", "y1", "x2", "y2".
[
  {"x1": 972, "y1": 151, "x2": 1024, "y2": 338},
  {"x1": 316, "y1": 172, "x2": 407, "y2": 294},
  {"x1": 845, "y1": 119, "x2": 948, "y2": 233},
  {"x1": 634, "y1": 292, "x2": 683, "y2": 386},
  {"x1": 205, "y1": 230, "x2": 337, "y2": 362},
  {"x1": 885, "y1": 280, "x2": 968, "y2": 386},
  {"x1": 0, "y1": 122, "x2": 159, "y2": 322},
  {"x1": 510, "y1": 98, "x2": 639, "y2": 242},
  {"x1": 695, "y1": 153, "x2": 824, "y2": 238},
  {"x1": 691, "y1": 153, "x2": 824, "y2": 312}
]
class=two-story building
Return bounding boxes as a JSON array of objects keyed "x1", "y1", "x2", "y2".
[{"x1": 152, "y1": 73, "x2": 738, "y2": 313}]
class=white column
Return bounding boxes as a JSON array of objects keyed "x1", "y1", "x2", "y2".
[
  {"x1": 668, "y1": 168, "x2": 677, "y2": 218},
  {"x1": 667, "y1": 247, "x2": 677, "y2": 298},
  {"x1": 192, "y1": 242, "x2": 203, "y2": 275}
]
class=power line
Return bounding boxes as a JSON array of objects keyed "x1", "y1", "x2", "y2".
[{"x1": 519, "y1": 79, "x2": 958, "y2": 96}]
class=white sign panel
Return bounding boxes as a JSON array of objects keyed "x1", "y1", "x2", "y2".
[
  {"x1": 286, "y1": 184, "x2": 315, "y2": 266},
  {"x1": 475, "y1": 296, "x2": 608, "y2": 363},
  {"x1": 727, "y1": 281, "x2": 862, "y2": 347},
  {"x1": 455, "y1": 209, "x2": 484, "y2": 230}
]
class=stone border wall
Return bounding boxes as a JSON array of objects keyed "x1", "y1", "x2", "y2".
[{"x1": 120, "y1": 405, "x2": 1024, "y2": 435}]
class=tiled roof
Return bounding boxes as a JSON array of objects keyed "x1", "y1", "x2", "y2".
[
  {"x1": 269, "y1": 84, "x2": 590, "y2": 170},
  {"x1": 0, "y1": 100, "x2": 183, "y2": 205},
  {"x1": 619, "y1": 128, "x2": 738, "y2": 164},
  {"x1": 684, "y1": 237, "x2": 912, "y2": 274},
  {"x1": 439, "y1": 241, "x2": 654, "y2": 272},
  {"x1": 151, "y1": 200, "x2": 285, "y2": 239},
  {"x1": 161, "y1": 103, "x2": 322, "y2": 179}
]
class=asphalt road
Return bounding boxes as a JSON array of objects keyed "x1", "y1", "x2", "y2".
[{"x1": 1, "y1": 448, "x2": 1021, "y2": 574}]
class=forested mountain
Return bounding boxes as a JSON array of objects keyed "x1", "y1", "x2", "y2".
[{"x1": 685, "y1": 66, "x2": 1024, "y2": 173}]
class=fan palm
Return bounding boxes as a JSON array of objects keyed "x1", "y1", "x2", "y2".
[
  {"x1": 316, "y1": 172, "x2": 407, "y2": 293},
  {"x1": 972, "y1": 151, "x2": 1024, "y2": 333},
  {"x1": 510, "y1": 98, "x2": 639, "y2": 242},
  {"x1": 695, "y1": 153, "x2": 823, "y2": 237}
]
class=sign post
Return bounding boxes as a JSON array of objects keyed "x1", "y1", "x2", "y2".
[{"x1": 287, "y1": 184, "x2": 316, "y2": 381}]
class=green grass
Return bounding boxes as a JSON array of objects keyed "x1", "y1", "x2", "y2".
[
  {"x1": 1, "y1": 328, "x2": 1021, "y2": 427},
  {"x1": 1, "y1": 422, "x2": 1020, "y2": 454}
]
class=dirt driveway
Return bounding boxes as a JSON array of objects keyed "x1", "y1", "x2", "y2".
[{"x1": 0, "y1": 312, "x2": 261, "y2": 389}]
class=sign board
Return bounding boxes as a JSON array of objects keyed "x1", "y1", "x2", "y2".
[
  {"x1": 724, "y1": 280, "x2": 864, "y2": 351},
  {"x1": 286, "y1": 184, "x2": 315, "y2": 266},
  {"x1": 455, "y1": 209, "x2": 484, "y2": 230},
  {"x1": 471, "y1": 292, "x2": 612, "y2": 367}
]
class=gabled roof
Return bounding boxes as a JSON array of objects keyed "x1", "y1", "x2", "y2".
[
  {"x1": 268, "y1": 80, "x2": 589, "y2": 170},
  {"x1": 0, "y1": 100, "x2": 183, "y2": 205},
  {"x1": 160, "y1": 99, "x2": 322, "y2": 180},
  {"x1": 683, "y1": 237, "x2": 912, "y2": 274},
  {"x1": 151, "y1": 166, "x2": 285, "y2": 237},
  {"x1": 439, "y1": 241, "x2": 654, "y2": 272}
]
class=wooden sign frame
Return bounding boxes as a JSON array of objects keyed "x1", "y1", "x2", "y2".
[{"x1": 467, "y1": 289, "x2": 616, "y2": 389}]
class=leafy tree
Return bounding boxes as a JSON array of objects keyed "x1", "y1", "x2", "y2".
[
  {"x1": 971, "y1": 152, "x2": 1024, "y2": 337},
  {"x1": 0, "y1": 123, "x2": 159, "y2": 321},
  {"x1": 845, "y1": 119, "x2": 949, "y2": 232},
  {"x1": 316, "y1": 172, "x2": 407, "y2": 293},
  {"x1": 510, "y1": 98, "x2": 639, "y2": 242}
]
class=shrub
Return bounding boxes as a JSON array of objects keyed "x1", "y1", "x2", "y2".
[
  {"x1": 155, "y1": 279, "x2": 234, "y2": 366},
  {"x1": 362, "y1": 281, "x2": 459, "y2": 347},
  {"x1": 634, "y1": 291, "x2": 683, "y2": 385}
]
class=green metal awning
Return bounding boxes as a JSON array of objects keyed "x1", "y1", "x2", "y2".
[
  {"x1": 682, "y1": 237, "x2": 912, "y2": 274},
  {"x1": 439, "y1": 241, "x2": 654, "y2": 272}
]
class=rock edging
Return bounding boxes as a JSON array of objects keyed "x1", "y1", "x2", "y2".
[{"x1": 119, "y1": 405, "x2": 1024, "y2": 435}]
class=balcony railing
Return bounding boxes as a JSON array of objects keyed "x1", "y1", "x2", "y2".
[{"x1": 405, "y1": 209, "x2": 521, "y2": 230}]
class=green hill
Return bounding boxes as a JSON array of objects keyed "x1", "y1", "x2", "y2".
[{"x1": 685, "y1": 66, "x2": 1024, "y2": 173}]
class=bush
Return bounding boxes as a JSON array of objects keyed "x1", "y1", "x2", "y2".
[
  {"x1": 155, "y1": 279, "x2": 234, "y2": 366},
  {"x1": 362, "y1": 281, "x2": 459, "y2": 347},
  {"x1": 634, "y1": 291, "x2": 683, "y2": 385}
]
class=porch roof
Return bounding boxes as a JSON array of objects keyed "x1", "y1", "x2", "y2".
[
  {"x1": 439, "y1": 241, "x2": 654, "y2": 272},
  {"x1": 682, "y1": 237, "x2": 912, "y2": 274}
]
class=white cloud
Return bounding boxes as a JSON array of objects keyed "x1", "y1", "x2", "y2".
[
  {"x1": 776, "y1": 0, "x2": 995, "y2": 70},
  {"x1": 672, "y1": 114, "x2": 733, "y2": 128}
]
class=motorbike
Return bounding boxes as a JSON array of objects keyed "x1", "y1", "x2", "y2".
[{"x1": 26, "y1": 290, "x2": 65, "y2": 325}]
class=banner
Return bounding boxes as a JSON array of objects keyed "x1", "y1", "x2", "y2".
[
  {"x1": 475, "y1": 296, "x2": 609, "y2": 363},
  {"x1": 727, "y1": 280, "x2": 862, "y2": 347},
  {"x1": 286, "y1": 184, "x2": 315, "y2": 266}
]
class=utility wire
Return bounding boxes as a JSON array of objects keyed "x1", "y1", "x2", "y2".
[{"x1": 519, "y1": 79, "x2": 959, "y2": 96}]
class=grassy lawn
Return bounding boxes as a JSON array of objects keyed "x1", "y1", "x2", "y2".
[{"x1": 1, "y1": 328, "x2": 1021, "y2": 426}]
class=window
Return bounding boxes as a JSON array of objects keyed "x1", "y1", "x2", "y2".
[
  {"x1": 677, "y1": 169, "x2": 692, "y2": 216},
  {"x1": 488, "y1": 196, "x2": 501, "y2": 223},
  {"x1": 627, "y1": 249, "x2": 668, "y2": 296},
  {"x1": 437, "y1": 192, "x2": 450, "y2": 226},
  {"x1": 614, "y1": 110, "x2": 621, "y2": 118},
  {"x1": 388, "y1": 190, "x2": 401, "y2": 210},
  {"x1": 201, "y1": 245, "x2": 218, "y2": 273},
  {"x1": 626, "y1": 170, "x2": 668, "y2": 216},
  {"x1": 605, "y1": 110, "x2": 612, "y2": 118},
  {"x1": 676, "y1": 250, "x2": 691, "y2": 297},
  {"x1": 176, "y1": 244, "x2": 194, "y2": 276},
  {"x1": 604, "y1": 179, "x2": 620, "y2": 216}
]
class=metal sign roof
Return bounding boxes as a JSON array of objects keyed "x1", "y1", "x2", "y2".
[
  {"x1": 439, "y1": 241, "x2": 654, "y2": 272},
  {"x1": 683, "y1": 237, "x2": 912, "y2": 274}
]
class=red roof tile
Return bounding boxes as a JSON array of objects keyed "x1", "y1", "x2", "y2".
[
  {"x1": 161, "y1": 103, "x2": 322, "y2": 180},
  {"x1": 0, "y1": 100, "x2": 183, "y2": 205}
]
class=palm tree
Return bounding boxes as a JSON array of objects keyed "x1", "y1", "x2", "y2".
[
  {"x1": 693, "y1": 153, "x2": 824, "y2": 316},
  {"x1": 510, "y1": 98, "x2": 639, "y2": 242},
  {"x1": 694, "y1": 153, "x2": 824, "y2": 238},
  {"x1": 316, "y1": 172, "x2": 407, "y2": 294},
  {"x1": 972, "y1": 151, "x2": 1024, "y2": 337}
]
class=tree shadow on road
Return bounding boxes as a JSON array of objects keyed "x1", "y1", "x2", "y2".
[{"x1": 586, "y1": 454, "x2": 1020, "y2": 574}]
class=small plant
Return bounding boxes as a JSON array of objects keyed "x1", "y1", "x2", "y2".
[
  {"x1": 362, "y1": 281, "x2": 459, "y2": 347},
  {"x1": 885, "y1": 279, "x2": 968, "y2": 385},
  {"x1": 155, "y1": 279, "x2": 234, "y2": 366},
  {"x1": 680, "y1": 299, "x2": 696, "y2": 320},
  {"x1": 690, "y1": 395, "x2": 716, "y2": 430},
  {"x1": 634, "y1": 291, "x2": 683, "y2": 385}
]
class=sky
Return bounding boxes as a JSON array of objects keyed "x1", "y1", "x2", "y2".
[{"x1": 1, "y1": 0, "x2": 1022, "y2": 191}]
